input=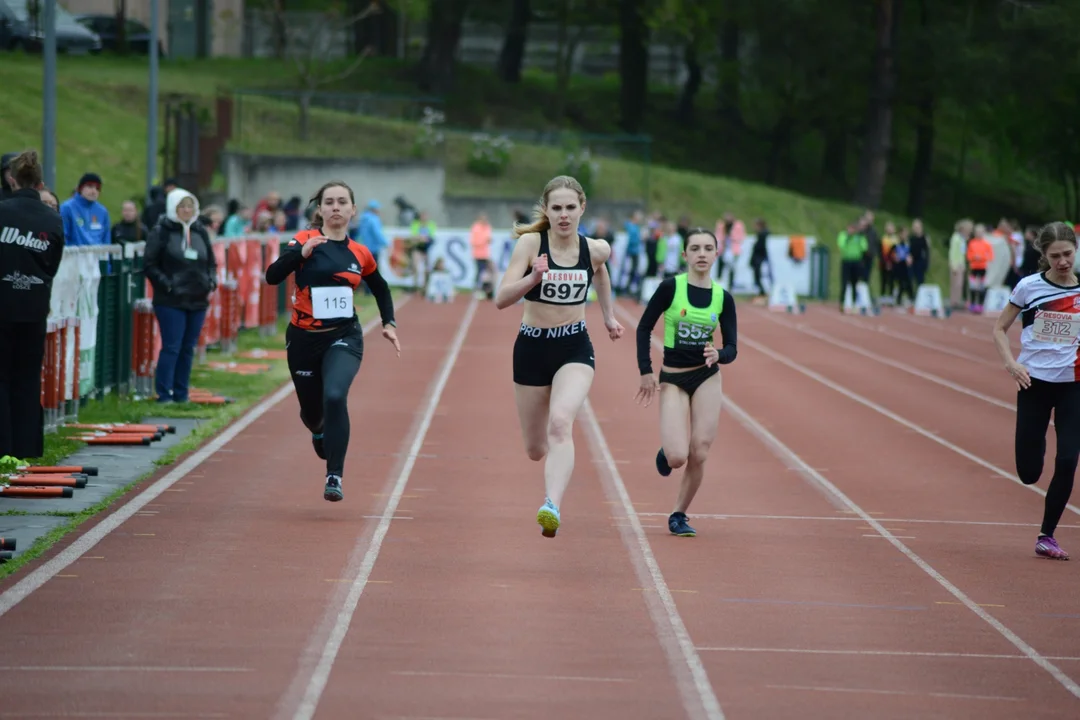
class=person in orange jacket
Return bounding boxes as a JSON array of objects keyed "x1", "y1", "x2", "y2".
[{"x1": 966, "y1": 224, "x2": 994, "y2": 313}]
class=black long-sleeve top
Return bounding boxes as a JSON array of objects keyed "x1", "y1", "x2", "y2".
[
  {"x1": 636, "y1": 276, "x2": 738, "y2": 375},
  {"x1": 265, "y1": 229, "x2": 395, "y2": 330},
  {"x1": 0, "y1": 187, "x2": 65, "y2": 322}
]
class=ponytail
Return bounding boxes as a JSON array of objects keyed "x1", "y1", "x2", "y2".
[
  {"x1": 512, "y1": 175, "x2": 586, "y2": 239},
  {"x1": 511, "y1": 204, "x2": 550, "y2": 239},
  {"x1": 11, "y1": 149, "x2": 43, "y2": 190}
]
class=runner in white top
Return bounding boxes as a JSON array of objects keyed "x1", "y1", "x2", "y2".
[{"x1": 992, "y1": 221, "x2": 1080, "y2": 560}]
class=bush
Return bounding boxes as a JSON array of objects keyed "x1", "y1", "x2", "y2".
[{"x1": 465, "y1": 132, "x2": 513, "y2": 178}]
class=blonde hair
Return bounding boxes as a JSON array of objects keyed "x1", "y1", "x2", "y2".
[{"x1": 512, "y1": 175, "x2": 586, "y2": 239}]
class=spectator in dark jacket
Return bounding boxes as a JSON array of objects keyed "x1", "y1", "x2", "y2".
[
  {"x1": 0, "y1": 152, "x2": 17, "y2": 202},
  {"x1": 0, "y1": 149, "x2": 65, "y2": 458},
  {"x1": 141, "y1": 177, "x2": 178, "y2": 230},
  {"x1": 143, "y1": 188, "x2": 217, "y2": 403},
  {"x1": 112, "y1": 200, "x2": 149, "y2": 245}
]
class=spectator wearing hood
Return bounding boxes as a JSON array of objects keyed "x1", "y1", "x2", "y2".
[
  {"x1": 0, "y1": 152, "x2": 17, "y2": 202},
  {"x1": 59, "y1": 173, "x2": 110, "y2": 246},
  {"x1": 143, "y1": 188, "x2": 217, "y2": 403}
]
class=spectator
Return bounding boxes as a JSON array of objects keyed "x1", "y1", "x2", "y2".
[
  {"x1": 200, "y1": 204, "x2": 225, "y2": 238},
  {"x1": 111, "y1": 200, "x2": 148, "y2": 245},
  {"x1": 59, "y1": 173, "x2": 110, "y2": 246},
  {"x1": 889, "y1": 232, "x2": 915, "y2": 307},
  {"x1": 620, "y1": 210, "x2": 643, "y2": 296},
  {"x1": 142, "y1": 178, "x2": 177, "y2": 229},
  {"x1": 470, "y1": 211, "x2": 493, "y2": 299},
  {"x1": 661, "y1": 220, "x2": 683, "y2": 279},
  {"x1": 142, "y1": 188, "x2": 217, "y2": 403},
  {"x1": 966, "y1": 223, "x2": 994, "y2": 313},
  {"x1": 749, "y1": 218, "x2": 770, "y2": 299},
  {"x1": 358, "y1": 200, "x2": 388, "y2": 260},
  {"x1": 409, "y1": 210, "x2": 436, "y2": 294},
  {"x1": 837, "y1": 221, "x2": 868, "y2": 311},
  {"x1": 862, "y1": 209, "x2": 882, "y2": 296},
  {"x1": 908, "y1": 218, "x2": 930, "y2": 287},
  {"x1": 0, "y1": 152, "x2": 16, "y2": 202},
  {"x1": 948, "y1": 219, "x2": 972, "y2": 310},
  {"x1": 0, "y1": 149, "x2": 65, "y2": 459},
  {"x1": 222, "y1": 201, "x2": 251, "y2": 237},
  {"x1": 253, "y1": 190, "x2": 282, "y2": 219},
  {"x1": 880, "y1": 221, "x2": 898, "y2": 303},
  {"x1": 38, "y1": 187, "x2": 58, "y2": 211}
]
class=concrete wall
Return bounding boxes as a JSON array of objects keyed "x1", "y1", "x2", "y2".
[{"x1": 221, "y1": 152, "x2": 647, "y2": 230}]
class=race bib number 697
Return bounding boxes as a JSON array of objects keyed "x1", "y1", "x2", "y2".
[{"x1": 540, "y1": 270, "x2": 588, "y2": 304}]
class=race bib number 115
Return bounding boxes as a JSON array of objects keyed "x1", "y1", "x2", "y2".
[
  {"x1": 1033, "y1": 310, "x2": 1080, "y2": 345},
  {"x1": 311, "y1": 285, "x2": 354, "y2": 320},
  {"x1": 540, "y1": 269, "x2": 588, "y2": 304}
]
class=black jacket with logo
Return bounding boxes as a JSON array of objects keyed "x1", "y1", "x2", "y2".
[
  {"x1": 143, "y1": 216, "x2": 217, "y2": 312},
  {"x1": 0, "y1": 187, "x2": 65, "y2": 323}
]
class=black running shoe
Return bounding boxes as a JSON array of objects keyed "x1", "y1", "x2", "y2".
[
  {"x1": 668, "y1": 512, "x2": 696, "y2": 537},
  {"x1": 324, "y1": 475, "x2": 343, "y2": 502},
  {"x1": 312, "y1": 433, "x2": 326, "y2": 460},
  {"x1": 656, "y1": 448, "x2": 673, "y2": 477}
]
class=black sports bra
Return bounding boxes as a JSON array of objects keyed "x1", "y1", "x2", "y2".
[{"x1": 522, "y1": 230, "x2": 595, "y2": 306}]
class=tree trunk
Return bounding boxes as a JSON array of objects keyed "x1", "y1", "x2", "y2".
[
  {"x1": 272, "y1": 0, "x2": 287, "y2": 60},
  {"x1": 766, "y1": 112, "x2": 794, "y2": 186},
  {"x1": 853, "y1": 0, "x2": 902, "y2": 209},
  {"x1": 675, "y1": 42, "x2": 702, "y2": 124},
  {"x1": 115, "y1": 0, "x2": 127, "y2": 53},
  {"x1": 618, "y1": 0, "x2": 648, "y2": 133},
  {"x1": 717, "y1": 18, "x2": 741, "y2": 125},
  {"x1": 417, "y1": 0, "x2": 470, "y2": 94},
  {"x1": 497, "y1": 0, "x2": 530, "y2": 83},
  {"x1": 906, "y1": 91, "x2": 935, "y2": 217},
  {"x1": 822, "y1": 125, "x2": 849, "y2": 190}
]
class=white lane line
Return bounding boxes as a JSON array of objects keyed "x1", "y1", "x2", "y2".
[
  {"x1": 695, "y1": 647, "x2": 1080, "y2": 661},
  {"x1": 737, "y1": 331, "x2": 1080, "y2": 517},
  {"x1": 582, "y1": 400, "x2": 725, "y2": 720},
  {"x1": 755, "y1": 309, "x2": 1023, "y2": 415},
  {"x1": 616, "y1": 301, "x2": 1080, "y2": 701},
  {"x1": 823, "y1": 312, "x2": 1000, "y2": 367},
  {"x1": 281, "y1": 297, "x2": 477, "y2": 720},
  {"x1": 0, "y1": 665, "x2": 254, "y2": 672},
  {"x1": 765, "y1": 683, "x2": 1022, "y2": 702},
  {"x1": 633, "y1": 512, "x2": 1077, "y2": 529},
  {"x1": 390, "y1": 670, "x2": 633, "y2": 683},
  {"x1": 725, "y1": 399, "x2": 1080, "y2": 701},
  {"x1": 0, "y1": 298, "x2": 412, "y2": 620}
]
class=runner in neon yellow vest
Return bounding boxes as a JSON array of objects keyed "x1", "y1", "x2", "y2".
[{"x1": 634, "y1": 228, "x2": 738, "y2": 537}]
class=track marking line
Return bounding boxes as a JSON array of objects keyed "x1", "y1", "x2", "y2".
[
  {"x1": 755, "y1": 309, "x2": 1027, "y2": 417},
  {"x1": 936, "y1": 601, "x2": 1005, "y2": 608},
  {"x1": 1, "y1": 714, "x2": 230, "y2": 719},
  {"x1": 736, "y1": 331, "x2": 1080, "y2": 517},
  {"x1": 279, "y1": 297, "x2": 477, "y2": 720},
  {"x1": 863, "y1": 534, "x2": 917, "y2": 539},
  {"x1": 581, "y1": 400, "x2": 725, "y2": 720},
  {"x1": 823, "y1": 312, "x2": 1001, "y2": 367},
  {"x1": 614, "y1": 301, "x2": 1080, "y2": 700},
  {"x1": 724, "y1": 397, "x2": 1080, "y2": 700},
  {"x1": 0, "y1": 665, "x2": 254, "y2": 672},
  {"x1": 390, "y1": 670, "x2": 633, "y2": 683},
  {"x1": 695, "y1": 647, "x2": 1080, "y2": 661},
  {"x1": 764, "y1": 684, "x2": 1023, "y2": 702},
  {"x1": 0, "y1": 298, "x2": 412, "y2": 621}
]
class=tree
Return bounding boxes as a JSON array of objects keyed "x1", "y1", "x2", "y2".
[
  {"x1": 416, "y1": 0, "x2": 470, "y2": 94},
  {"x1": 497, "y1": 0, "x2": 532, "y2": 83},
  {"x1": 854, "y1": 0, "x2": 903, "y2": 209}
]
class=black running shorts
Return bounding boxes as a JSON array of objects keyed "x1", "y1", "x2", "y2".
[
  {"x1": 659, "y1": 363, "x2": 719, "y2": 399},
  {"x1": 512, "y1": 319, "x2": 595, "y2": 387}
]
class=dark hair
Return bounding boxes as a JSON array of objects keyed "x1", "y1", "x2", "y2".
[
  {"x1": 683, "y1": 226, "x2": 718, "y2": 251},
  {"x1": 11, "y1": 149, "x2": 43, "y2": 190},
  {"x1": 307, "y1": 180, "x2": 356, "y2": 229},
  {"x1": 512, "y1": 175, "x2": 587, "y2": 239},
  {"x1": 1034, "y1": 222, "x2": 1078, "y2": 272}
]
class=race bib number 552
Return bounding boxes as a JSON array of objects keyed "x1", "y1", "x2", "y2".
[
  {"x1": 311, "y1": 285, "x2": 354, "y2": 320},
  {"x1": 1033, "y1": 310, "x2": 1080, "y2": 345},
  {"x1": 676, "y1": 321, "x2": 713, "y2": 347},
  {"x1": 540, "y1": 270, "x2": 588, "y2": 304}
]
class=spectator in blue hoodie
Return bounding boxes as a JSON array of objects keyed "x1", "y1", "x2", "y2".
[
  {"x1": 357, "y1": 200, "x2": 389, "y2": 295},
  {"x1": 59, "y1": 173, "x2": 110, "y2": 246}
]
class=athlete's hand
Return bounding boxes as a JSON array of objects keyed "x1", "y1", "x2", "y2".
[
  {"x1": 704, "y1": 343, "x2": 720, "y2": 367},
  {"x1": 1006, "y1": 360, "x2": 1031, "y2": 390},
  {"x1": 635, "y1": 373, "x2": 659, "y2": 407},
  {"x1": 382, "y1": 324, "x2": 401, "y2": 357},
  {"x1": 605, "y1": 316, "x2": 625, "y2": 341},
  {"x1": 530, "y1": 253, "x2": 549, "y2": 283},
  {"x1": 301, "y1": 236, "x2": 329, "y2": 258}
]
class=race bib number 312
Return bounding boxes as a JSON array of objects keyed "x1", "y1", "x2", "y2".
[
  {"x1": 311, "y1": 285, "x2": 354, "y2": 320},
  {"x1": 1033, "y1": 310, "x2": 1080, "y2": 345},
  {"x1": 540, "y1": 270, "x2": 588, "y2": 304}
]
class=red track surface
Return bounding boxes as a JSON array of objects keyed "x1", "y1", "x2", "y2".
[{"x1": 0, "y1": 295, "x2": 1078, "y2": 719}]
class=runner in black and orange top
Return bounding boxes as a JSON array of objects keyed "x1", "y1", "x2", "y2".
[
  {"x1": 993, "y1": 222, "x2": 1080, "y2": 560},
  {"x1": 265, "y1": 180, "x2": 400, "y2": 502}
]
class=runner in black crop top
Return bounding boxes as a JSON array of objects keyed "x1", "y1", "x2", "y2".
[{"x1": 522, "y1": 230, "x2": 595, "y2": 305}]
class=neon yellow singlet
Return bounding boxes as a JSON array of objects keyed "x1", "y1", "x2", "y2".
[{"x1": 663, "y1": 273, "x2": 725, "y2": 352}]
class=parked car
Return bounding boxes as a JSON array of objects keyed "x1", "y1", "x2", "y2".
[
  {"x1": 72, "y1": 14, "x2": 165, "y2": 57},
  {"x1": 0, "y1": 0, "x2": 101, "y2": 54}
]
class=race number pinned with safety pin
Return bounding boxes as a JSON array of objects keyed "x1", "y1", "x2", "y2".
[
  {"x1": 311, "y1": 285, "x2": 354, "y2": 320},
  {"x1": 1032, "y1": 309, "x2": 1080, "y2": 345},
  {"x1": 540, "y1": 269, "x2": 588, "y2": 304}
]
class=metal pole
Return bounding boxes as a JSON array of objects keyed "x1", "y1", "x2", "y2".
[
  {"x1": 397, "y1": 0, "x2": 405, "y2": 59},
  {"x1": 146, "y1": 0, "x2": 160, "y2": 206},
  {"x1": 42, "y1": 0, "x2": 56, "y2": 189}
]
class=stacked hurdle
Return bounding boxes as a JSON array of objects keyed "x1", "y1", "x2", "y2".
[
  {"x1": 131, "y1": 298, "x2": 157, "y2": 399},
  {"x1": 62, "y1": 422, "x2": 176, "y2": 447},
  {"x1": 0, "y1": 465, "x2": 99, "y2": 514},
  {"x1": 39, "y1": 317, "x2": 81, "y2": 434}
]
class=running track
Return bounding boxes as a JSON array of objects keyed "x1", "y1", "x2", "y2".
[{"x1": 0, "y1": 294, "x2": 1078, "y2": 719}]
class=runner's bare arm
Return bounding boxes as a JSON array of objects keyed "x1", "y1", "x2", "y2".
[{"x1": 495, "y1": 233, "x2": 543, "y2": 309}]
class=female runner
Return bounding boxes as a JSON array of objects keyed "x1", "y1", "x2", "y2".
[
  {"x1": 993, "y1": 221, "x2": 1080, "y2": 560},
  {"x1": 265, "y1": 181, "x2": 400, "y2": 502},
  {"x1": 634, "y1": 228, "x2": 738, "y2": 537},
  {"x1": 495, "y1": 175, "x2": 624, "y2": 538}
]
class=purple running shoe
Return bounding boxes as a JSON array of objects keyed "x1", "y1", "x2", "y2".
[{"x1": 1036, "y1": 535, "x2": 1069, "y2": 560}]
